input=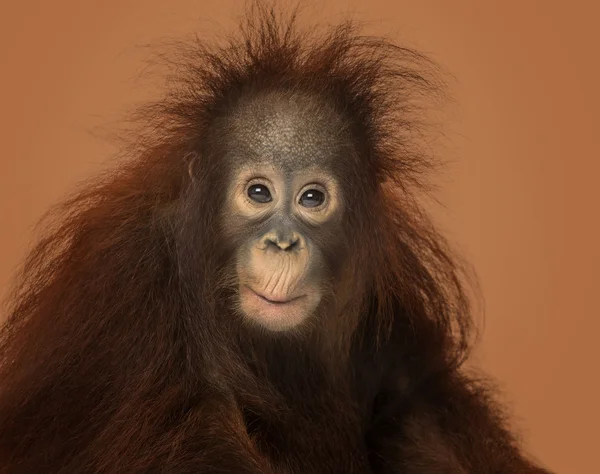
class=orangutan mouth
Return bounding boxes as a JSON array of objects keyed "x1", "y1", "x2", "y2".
[{"x1": 247, "y1": 286, "x2": 306, "y2": 305}]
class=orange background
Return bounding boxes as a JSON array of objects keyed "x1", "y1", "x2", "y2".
[{"x1": 1, "y1": 1, "x2": 598, "y2": 472}]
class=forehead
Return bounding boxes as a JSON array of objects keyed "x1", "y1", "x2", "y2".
[{"x1": 225, "y1": 91, "x2": 346, "y2": 171}]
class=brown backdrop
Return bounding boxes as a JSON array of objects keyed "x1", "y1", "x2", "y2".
[{"x1": 1, "y1": 1, "x2": 598, "y2": 472}]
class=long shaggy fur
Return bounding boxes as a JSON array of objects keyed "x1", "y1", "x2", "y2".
[{"x1": 0, "y1": 3, "x2": 551, "y2": 473}]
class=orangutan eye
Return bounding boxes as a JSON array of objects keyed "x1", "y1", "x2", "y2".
[
  {"x1": 247, "y1": 184, "x2": 272, "y2": 203},
  {"x1": 299, "y1": 189, "x2": 325, "y2": 208}
]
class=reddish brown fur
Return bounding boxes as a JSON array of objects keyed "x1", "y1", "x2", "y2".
[{"x1": 0, "y1": 3, "x2": 552, "y2": 473}]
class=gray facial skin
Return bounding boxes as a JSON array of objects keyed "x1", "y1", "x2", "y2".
[{"x1": 220, "y1": 91, "x2": 348, "y2": 332}]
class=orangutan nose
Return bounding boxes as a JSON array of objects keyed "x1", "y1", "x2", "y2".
[{"x1": 262, "y1": 231, "x2": 302, "y2": 252}]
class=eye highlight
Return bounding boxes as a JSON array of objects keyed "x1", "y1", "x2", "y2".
[
  {"x1": 299, "y1": 189, "x2": 325, "y2": 208},
  {"x1": 247, "y1": 184, "x2": 272, "y2": 203}
]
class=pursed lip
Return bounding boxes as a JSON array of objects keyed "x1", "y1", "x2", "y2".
[{"x1": 246, "y1": 286, "x2": 306, "y2": 305}]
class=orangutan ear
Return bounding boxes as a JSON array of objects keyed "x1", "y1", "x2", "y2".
[{"x1": 184, "y1": 151, "x2": 200, "y2": 181}]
